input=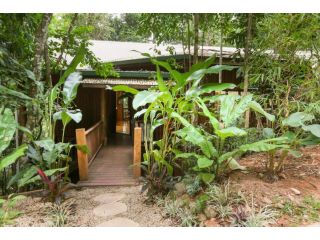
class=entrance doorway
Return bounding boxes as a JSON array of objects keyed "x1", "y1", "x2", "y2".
[{"x1": 115, "y1": 91, "x2": 130, "y2": 135}]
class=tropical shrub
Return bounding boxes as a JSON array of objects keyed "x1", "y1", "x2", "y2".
[
  {"x1": 1, "y1": 45, "x2": 88, "y2": 199},
  {"x1": 115, "y1": 55, "x2": 283, "y2": 194},
  {"x1": 263, "y1": 111, "x2": 320, "y2": 179}
]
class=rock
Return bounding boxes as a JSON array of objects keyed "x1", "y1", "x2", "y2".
[
  {"x1": 204, "y1": 218, "x2": 220, "y2": 227},
  {"x1": 204, "y1": 206, "x2": 217, "y2": 219},
  {"x1": 197, "y1": 213, "x2": 207, "y2": 222},
  {"x1": 96, "y1": 217, "x2": 139, "y2": 227},
  {"x1": 93, "y1": 202, "x2": 127, "y2": 217},
  {"x1": 290, "y1": 188, "x2": 301, "y2": 195},
  {"x1": 174, "y1": 182, "x2": 187, "y2": 196},
  {"x1": 93, "y1": 193, "x2": 126, "y2": 204}
]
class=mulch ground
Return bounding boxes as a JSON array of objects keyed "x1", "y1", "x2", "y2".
[{"x1": 227, "y1": 145, "x2": 320, "y2": 226}]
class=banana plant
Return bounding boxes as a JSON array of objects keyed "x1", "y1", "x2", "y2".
[
  {"x1": 114, "y1": 55, "x2": 240, "y2": 192},
  {"x1": 262, "y1": 111, "x2": 320, "y2": 177},
  {"x1": 6, "y1": 46, "x2": 87, "y2": 194},
  {"x1": 0, "y1": 108, "x2": 28, "y2": 173},
  {"x1": 171, "y1": 93, "x2": 287, "y2": 183}
]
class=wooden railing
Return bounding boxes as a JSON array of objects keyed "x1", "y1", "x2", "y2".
[
  {"x1": 76, "y1": 121, "x2": 104, "y2": 181},
  {"x1": 133, "y1": 126, "x2": 142, "y2": 178}
]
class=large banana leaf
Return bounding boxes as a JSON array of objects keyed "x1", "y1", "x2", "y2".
[
  {"x1": 282, "y1": 112, "x2": 314, "y2": 127},
  {"x1": 0, "y1": 108, "x2": 16, "y2": 155},
  {"x1": 34, "y1": 139, "x2": 55, "y2": 151},
  {"x1": 198, "y1": 83, "x2": 236, "y2": 95},
  {"x1": 62, "y1": 72, "x2": 82, "y2": 105},
  {"x1": 172, "y1": 112, "x2": 217, "y2": 158},
  {"x1": 248, "y1": 101, "x2": 275, "y2": 122},
  {"x1": 132, "y1": 91, "x2": 162, "y2": 110},
  {"x1": 0, "y1": 144, "x2": 27, "y2": 171},
  {"x1": 175, "y1": 152, "x2": 213, "y2": 169},
  {"x1": 302, "y1": 124, "x2": 320, "y2": 138},
  {"x1": 112, "y1": 85, "x2": 139, "y2": 95},
  {"x1": 187, "y1": 65, "x2": 235, "y2": 83},
  {"x1": 186, "y1": 83, "x2": 236, "y2": 99},
  {"x1": 239, "y1": 141, "x2": 289, "y2": 152},
  {"x1": 156, "y1": 65, "x2": 168, "y2": 92},
  {"x1": 53, "y1": 110, "x2": 82, "y2": 125},
  {"x1": 197, "y1": 156, "x2": 213, "y2": 168},
  {"x1": 188, "y1": 55, "x2": 216, "y2": 74},
  {"x1": 196, "y1": 98, "x2": 220, "y2": 130},
  {"x1": 215, "y1": 127, "x2": 247, "y2": 140},
  {"x1": 219, "y1": 95, "x2": 239, "y2": 126},
  {"x1": 56, "y1": 43, "x2": 86, "y2": 86}
]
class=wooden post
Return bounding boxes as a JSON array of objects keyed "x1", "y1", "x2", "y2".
[
  {"x1": 76, "y1": 128, "x2": 88, "y2": 181},
  {"x1": 100, "y1": 89, "x2": 107, "y2": 145},
  {"x1": 133, "y1": 127, "x2": 142, "y2": 178}
]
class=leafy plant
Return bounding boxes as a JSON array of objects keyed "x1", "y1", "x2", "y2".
[
  {"x1": 263, "y1": 111, "x2": 320, "y2": 179},
  {"x1": 172, "y1": 92, "x2": 281, "y2": 181},
  {"x1": 47, "y1": 199, "x2": 75, "y2": 227},
  {"x1": 183, "y1": 175, "x2": 202, "y2": 197},
  {"x1": 163, "y1": 198, "x2": 180, "y2": 218},
  {"x1": 5, "y1": 46, "x2": 88, "y2": 197},
  {"x1": 0, "y1": 194, "x2": 26, "y2": 226},
  {"x1": 177, "y1": 208, "x2": 199, "y2": 227},
  {"x1": 232, "y1": 205, "x2": 277, "y2": 227},
  {"x1": 115, "y1": 55, "x2": 233, "y2": 195}
]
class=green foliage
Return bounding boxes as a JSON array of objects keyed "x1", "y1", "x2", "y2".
[
  {"x1": 183, "y1": 175, "x2": 202, "y2": 197},
  {"x1": 250, "y1": 13, "x2": 320, "y2": 129},
  {"x1": 232, "y1": 205, "x2": 277, "y2": 227},
  {"x1": 47, "y1": 200, "x2": 75, "y2": 227},
  {"x1": 118, "y1": 55, "x2": 280, "y2": 194},
  {"x1": 262, "y1": 111, "x2": 320, "y2": 178},
  {"x1": 0, "y1": 194, "x2": 26, "y2": 226},
  {"x1": 0, "y1": 145, "x2": 27, "y2": 171},
  {"x1": 0, "y1": 108, "x2": 16, "y2": 155}
]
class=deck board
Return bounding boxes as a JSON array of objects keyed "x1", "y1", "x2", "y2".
[{"x1": 78, "y1": 134, "x2": 138, "y2": 186}]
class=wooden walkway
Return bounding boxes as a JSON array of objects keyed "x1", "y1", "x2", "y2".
[{"x1": 78, "y1": 134, "x2": 137, "y2": 186}]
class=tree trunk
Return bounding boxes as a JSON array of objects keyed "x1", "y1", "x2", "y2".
[
  {"x1": 28, "y1": 13, "x2": 52, "y2": 134},
  {"x1": 55, "y1": 13, "x2": 78, "y2": 70},
  {"x1": 244, "y1": 13, "x2": 253, "y2": 128},
  {"x1": 44, "y1": 41, "x2": 52, "y2": 87},
  {"x1": 219, "y1": 23, "x2": 223, "y2": 83},
  {"x1": 187, "y1": 19, "x2": 191, "y2": 70},
  {"x1": 33, "y1": 13, "x2": 53, "y2": 83},
  {"x1": 201, "y1": 30, "x2": 205, "y2": 58},
  {"x1": 193, "y1": 13, "x2": 199, "y2": 64}
]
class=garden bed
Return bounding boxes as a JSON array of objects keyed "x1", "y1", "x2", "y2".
[
  {"x1": 7, "y1": 146, "x2": 320, "y2": 227},
  {"x1": 228, "y1": 145, "x2": 320, "y2": 226}
]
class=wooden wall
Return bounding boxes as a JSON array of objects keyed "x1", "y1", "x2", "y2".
[{"x1": 56, "y1": 86, "x2": 102, "y2": 143}]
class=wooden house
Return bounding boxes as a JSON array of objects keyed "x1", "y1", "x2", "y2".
[{"x1": 63, "y1": 40, "x2": 243, "y2": 186}]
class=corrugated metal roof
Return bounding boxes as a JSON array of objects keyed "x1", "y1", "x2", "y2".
[
  {"x1": 61, "y1": 40, "x2": 239, "y2": 69},
  {"x1": 81, "y1": 78, "x2": 157, "y2": 89}
]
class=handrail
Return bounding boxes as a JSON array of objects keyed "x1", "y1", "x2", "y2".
[
  {"x1": 133, "y1": 127, "x2": 142, "y2": 178},
  {"x1": 85, "y1": 120, "x2": 102, "y2": 135},
  {"x1": 76, "y1": 120, "x2": 104, "y2": 181}
]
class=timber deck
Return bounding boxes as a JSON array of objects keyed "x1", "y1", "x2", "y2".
[{"x1": 78, "y1": 134, "x2": 138, "y2": 186}]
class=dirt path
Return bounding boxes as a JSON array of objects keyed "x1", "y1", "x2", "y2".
[{"x1": 13, "y1": 185, "x2": 173, "y2": 227}]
